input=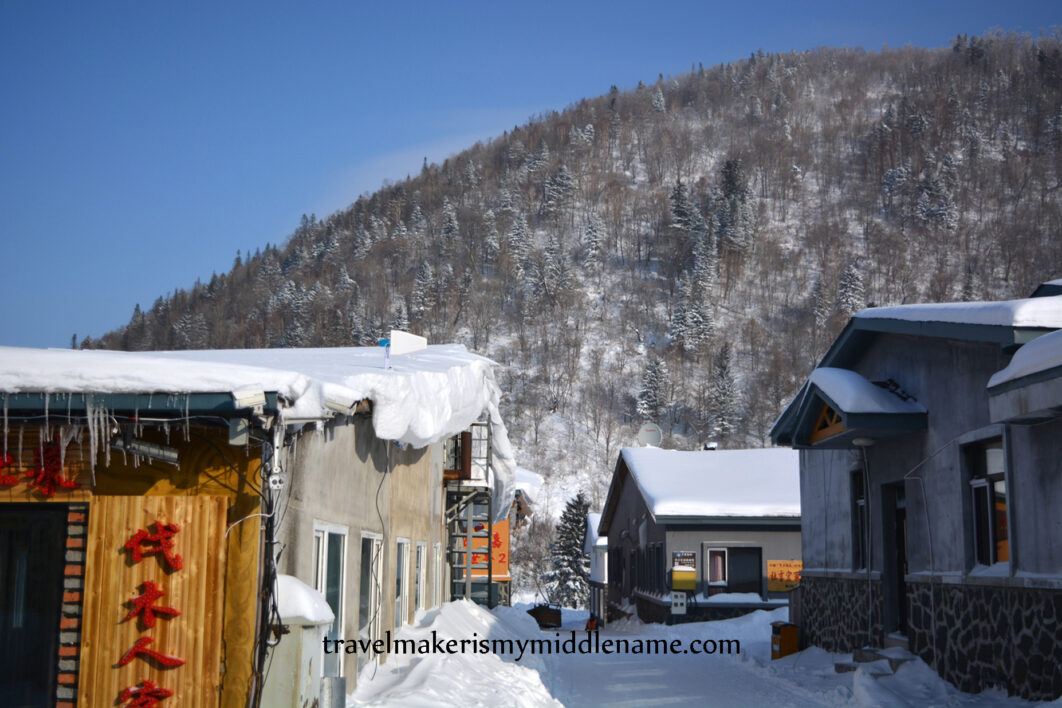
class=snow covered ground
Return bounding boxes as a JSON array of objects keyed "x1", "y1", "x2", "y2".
[{"x1": 349, "y1": 601, "x2": 1056, "y2": 707}]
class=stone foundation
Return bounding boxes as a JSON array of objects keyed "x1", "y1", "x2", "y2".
[
  {"x1": 796, "y1": 575, "x2": 884, "y2": 651},
  {"x1": 907, "y1": 580, "x2": 1062, "y2": 701}
]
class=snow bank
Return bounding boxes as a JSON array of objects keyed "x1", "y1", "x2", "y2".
[
  {"x1": 808, "y1": 367, "x2": 926, "y2": 414},
  {"x1": 274, "y1": 574, "x2": 334, "y2": 626},
  {"x1": 989, "y1": 329, "x2": 1062, "y2": 389},
  {"x1": 0, "y1": 343, "x2": 517, "y2": 521},
  {"x1": 620, "y1": 447, "x2": 800, "y2": 518},
  {"x1": 855, "y1": 294, "x2": 1062, "y2": 328},
  {"x1": 350, "y1": 600, "x2": 560, "y2": 708}
]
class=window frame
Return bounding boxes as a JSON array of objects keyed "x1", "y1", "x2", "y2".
[
  {"x1": 706, "y1": 548, "x2": 728, "y2": 586},
  {"x1": 394, "y1": 538, "x2": 410, "y2": 631},
  {"x1": 415, "y1": 542, "x2": 428, "y2": 612},
  {"x1": 966, "y1": 436, "x2": 1008, "y2": 568},
  {"x1": 313, "y1": 521, "x2": 348, "y2": 678}
]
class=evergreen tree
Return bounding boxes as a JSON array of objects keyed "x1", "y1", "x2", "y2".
[
  {"x1": 583, "y1": 212, "x2": 603, "y2": 273},
  {"x1": 838, "y1": 264, "x2": 866, "y2": 316},
  {"x1": 636, "y1": 357, "x2": 669, "y2": 423},
  {"x1": 483, "y1": 210, "x2": 500, "y2": 265},
  {"x1": 707, "y1": 343, "x2": 739, "y2": 443},
  {"x1": 652, "y1": 86, "x2": 666, "y2": 113},
  {"x1": 544, "y1": 165, "x2": 574, "y2": 216},
  {"x1": 541, "y1": 493, "x2": 590, "y2": 608},
  {"x1": 410, "y1": 261, "x2": 436, "y2": 321}
]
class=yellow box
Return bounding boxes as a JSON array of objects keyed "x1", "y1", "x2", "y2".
[
  {"x1": 671, "y1": 567, "x2": 696, "y2": 591},
  {"x1": 771, "y1": 621, "x2": 799, "y2": 659}
]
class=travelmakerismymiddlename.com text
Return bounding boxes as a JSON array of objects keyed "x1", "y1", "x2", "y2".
[{"x1": 323, "y1": 631, "x2": 740, "y2": 662}]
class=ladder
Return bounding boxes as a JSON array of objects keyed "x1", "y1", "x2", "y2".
[{"x1": 445, "y1": 422, "x2": 495, "y2": 607}]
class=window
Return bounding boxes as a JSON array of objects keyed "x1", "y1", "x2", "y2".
[
  {"x1": 358, "y1": 533, "x2": 383, "y2": 669},
  {"x1": 852, "y1": 470, "x2": 868, "y2": 570},
  {"x1": 707, "y1": 548, "x2": 727, "y2": 585},
  {"x1": 395, "y1": 539, "x2": 409, "y2": 631},
  {"x1": 968, "y1": 438, "x2": 1008, "y2": 566},
  {"x1": 415, "y1": 542, "x2": 427, "y2": 612},
  {"x1": 432, "y1": 542, "x2": 443, "y2": 607},
  {"x1": 313, "y1": 523, "x2": 347, "y2": 677}
]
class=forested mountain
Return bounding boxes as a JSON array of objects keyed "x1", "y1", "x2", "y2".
[{"x1": 88, "y1": 34, "x2": 1062, "y2": 516}]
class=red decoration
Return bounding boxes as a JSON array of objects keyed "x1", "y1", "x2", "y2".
[
  {"x1": 125, "y1": 521, "x2": 183, "y2": 571},
  {"x1": 492, "y1": 531, "x2": 502, "y2": 549},
  {"x1": 124, "y1": 581, "x2": 180, "y2": 628},
  {"x1": 0, "y1": 454, "x2": 16, "y2": 486},
  {"x1": 25, "y1": 438, "x2": 78, "y2": 497},
  {"x1": 119, "y1": 680, "x2": 173, "y2": 707},
  {"x1": 117, "y1": 637, "x2": 185, "y2": 668}
]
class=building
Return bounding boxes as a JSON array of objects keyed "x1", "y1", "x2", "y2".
[
  {"x1": 0, "y1": 338, "x2": 515, "y2": 706},
  {"x1": 597, "y1": 447, "x2": 801, "y2": 623},
  {"x1": 771, "y1": 291, "x2": 1062, "y2": 701},
  {"x1": 584, "y1": 511, "x2": 607, "y2": 624}
]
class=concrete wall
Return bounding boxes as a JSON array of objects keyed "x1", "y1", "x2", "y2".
[
  {"x1": 1007, "y1": 417, "x2": 1062, "y2": 575},
  {"x1": 801, "y1": 334, "x2": 1013, "y2": 577},
  {"x1": 666, "y1": 527, "x2": 801, "y2": 594},
  {"x1": 276, "y1": 414, "x2": 445, "y2": 685},
  {"x1": 604, "y1": 465, "x2": 666, "y2": 607}
]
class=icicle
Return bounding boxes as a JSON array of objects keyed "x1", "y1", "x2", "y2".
[
  {"x1": 103, "y1": 412, "x2": 112, "y2": 468},
  {"x1": 164, "y1": 422, "x2": 170, "y2": 444},
  {"x1": 18, "y1": 425, "x2": 24, "y2": 469},
  {"x1": 2, "y1": 393, "x2": 7, "y2": 461},
  {"x1": 43, "y1": 394, "x2": 50, "y2": 444},
  {"x1": 183, "y1": 394, "x2": 190, "y2": 442}
]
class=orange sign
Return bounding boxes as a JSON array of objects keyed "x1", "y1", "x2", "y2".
[
  {"x1": 767, "y1": 560, "x2": 802, "y2": 592},
  {"x1": 465, "y1": 519, "x2": 510, "y2": 581}
]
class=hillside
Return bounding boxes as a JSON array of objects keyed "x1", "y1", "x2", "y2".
[{"x1": 88, "y1": 33, "x2": 1062, "y2": 525}]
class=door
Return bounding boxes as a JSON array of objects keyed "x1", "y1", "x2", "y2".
[
  {"x1": 0, "y1": 505, "x2": 66, "y2": 708},
  {"x1": 727, "y1": 547, "x2": 763, "y2": 595},
  {"x1": 883, "y1": 483, "x2": 909, "y2": 634}
]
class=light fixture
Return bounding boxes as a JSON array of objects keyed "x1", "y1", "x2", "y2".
[
  {"x1": 231, "y1": 386, "x2": 266, "y2": 413},
  {"x1": 112, "y1": 438, "x2": 179, "y2": 466},
  {"x1": 852, "y1": 437, "x2": 875, "y2": 448}
]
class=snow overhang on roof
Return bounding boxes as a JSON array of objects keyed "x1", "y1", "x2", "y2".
[
  {"x1": 584, "y1": 512, "x2": 606, "y2": 554},
  {"x1": 771, "y1": 368, "x2": 927, "y2": 448},
  {"x1": 817, "y1": 295, "x2": 1062, "y2": 370},
  {"x1": 614, "y1": 447, "x2": 801, "y2": 524},
  {"x1": 988, "y1": 329, "x2": 1062, "y2": 423}
]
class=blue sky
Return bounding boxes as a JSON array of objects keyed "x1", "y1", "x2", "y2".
[{"x1": 1, "y1": 1, "x2": 1058, "y2": 348}]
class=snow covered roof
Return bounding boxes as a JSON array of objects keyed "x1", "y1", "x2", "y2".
[
  {"x1": 854, "y1": 295, "x2": 1062, "y2": 328},
  {"x1": 584, "y1": 512, "x2": 606, "y2": 554},
  {"x1": 275, "y1": 574, "x2": 334, "y2": 626},
  {"x1": 808, "y1": 368, "x2": 925, "y2": 416},
  {"x1": 987, "y1": 329, "x2": 1062, "y2": 423},
  {"x1": 615, "y1": 447, "x2": 801, "y2": 522},
  {"x1": 988, "y1": 329, "x2": 1062, "y2": 390},
  {"x1": 0, "y1": 343, "x2": 518, "y2": 521}
]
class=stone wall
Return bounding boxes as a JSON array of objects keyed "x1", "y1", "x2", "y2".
[
  {"x1": 907, "y1": 581, "x2": 1062, "y2": 701},
  {"x1": 797, "y1": 575, "x2": 884, "y2": 651}
]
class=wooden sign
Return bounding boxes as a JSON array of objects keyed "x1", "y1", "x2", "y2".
[{"x1": 767, "y1": 560, "x2": 803, "y2": 592}]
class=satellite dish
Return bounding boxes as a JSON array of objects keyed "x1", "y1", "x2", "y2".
[{"x1": 637, "y1": 422, "x2": 663, "y2": 447}]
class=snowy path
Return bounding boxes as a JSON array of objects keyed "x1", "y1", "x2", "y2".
[
  {"x1": 350, "y1": 602, "x2": 1045, "y2": 708},
  {"x1": 533, "y1": 609, "x2": 832, "y2": 708}
]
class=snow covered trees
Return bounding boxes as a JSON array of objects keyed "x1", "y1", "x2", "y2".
[
  {"x1": 541, "y1": 493, "x2": 590, "y2": 608},
  {"x1": 838, "y1": 264, "x2": 866, "y2": 316},
  {"x1": 636, "y1": 357, "x2": 669, "y2": 423}
]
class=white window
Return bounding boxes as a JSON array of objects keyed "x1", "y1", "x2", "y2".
[
  {"x1": 967, "y1": 438, "x2": 1008, "y2": 566},
  {"x1": 432, "y1": 542, "x2": 443, "y2": 607},
  {"x1": 707, "y1": 548, "x2": 727, "y2": 585},
  {"x1": 313, "y1": 522, "x2": 347, "y2": 677},
  {"x1": 415, "y1": 542, "x2": 428, "y2": 612},
  {"x1": 358, "y1": 532, "x2": 383, "y2": 670},
  {"x1": 395, "y1": 539, "x2": 410, "y2": 631}
]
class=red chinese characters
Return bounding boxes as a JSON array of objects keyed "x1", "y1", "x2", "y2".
[
  {"x1": 124, "y1": 521, "x2": 183, "y2": 571},
  {"x1": 123, "y1": 581, "x2": 180, "y2": 629},
  {"x1": 117, "y1": 636, "x2": 185, "y2": 668},
  {"x1": 119, "y1": 679, "x2": 173, "y2": 707},
  {"x1": 0, "y1": 454, "x2": 17, "y2": 486},
  {"x1": 118, "y1": 520, "x2": 185, "y2": 705},
  {"x1": 26, "y1": 439, "x2": 79, "y2": 497}
]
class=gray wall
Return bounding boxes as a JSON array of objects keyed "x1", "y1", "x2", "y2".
[
  {"x1": 1008, "y1": 417, "x2": 1062, "y2": 574},
  {"x1": 802, "y1": 333, "x2": 1014, "y2": 576},
  {"x1": 666, "y1": 527, "x2": 801, "y2": 593},
  {"x1": 276, "y1": 415, "x2": 445, "y2": 684}
]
